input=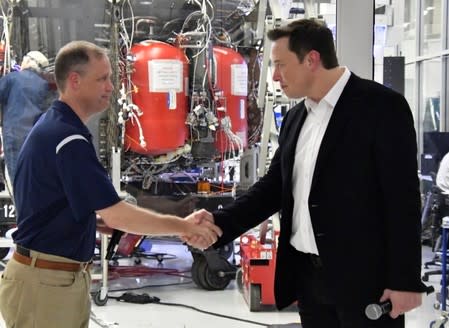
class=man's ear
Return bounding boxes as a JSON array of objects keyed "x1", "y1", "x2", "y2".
[
  {"x1": 307, "y1": 50, "x2": 321, "y2": 70},
  {"x1": 67, "y1": 71, "x2": 80, "y2": 90}
]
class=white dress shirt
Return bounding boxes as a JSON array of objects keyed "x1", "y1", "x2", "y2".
[
  {"x1": 437, "y1": 153, "x2": 449, "y2": 194},
  {"x1": 290, "y1": 67, "x2": 351, "y2": 255}
]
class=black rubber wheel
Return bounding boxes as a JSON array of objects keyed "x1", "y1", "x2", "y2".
[
  {"x1": 204, "y1": 259, "x2": 232, "y2": 290},
  {"x1": 191, "y1": 256, "x2": 202, "y2": 287},
  {"x1": 192, "y1": 255, "x2": 232, "y2": 290},
  {"x1": 249, "y1": 283, "x2": 261, "y2": 311},
  {"x1": 93, "y1": 291, "x2": 108, "y2": 306},
  {"x1": 191, "y1": 256, "x2": 212, "y2": 290},
  {"x1": 236, "y1": 267, "x2": 243, "y2": 292},
  {"x1": 0, "y1": 247, "x2": 10, "y2": 260}
]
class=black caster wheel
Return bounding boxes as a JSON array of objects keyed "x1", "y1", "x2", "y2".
[
  {"x1": 204, "y1": 259, "x2": 232, "y2": 290},
  {"x1": 191, "y1": 256, "x2": 213, "y2": 290},
  {"x1": 249, "y1": 283, "x2": 262, "y2": 311},
  {"x1": 134, "y1": 258, "x2": 142, "y2": 265},
  {"x1": 191, "y1": 255, "x2": 232, "y2": 290},
  {"x1": 236, "y1": 268, "x2": 243, "y2": 292},
  {"x1": 94, "y1": 291, "x2": 108, "y2": 306},
  {"x1": 191, "y1": 258, "x2": 201, "y2": 287}
]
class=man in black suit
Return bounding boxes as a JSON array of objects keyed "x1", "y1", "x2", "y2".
[{"x1": 188, "y1": 18, "x2": 426, "y2": 327}]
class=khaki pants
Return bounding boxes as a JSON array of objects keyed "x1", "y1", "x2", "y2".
[{"x1": 0, "y1": 249, "x2": 91, "y2": 328}]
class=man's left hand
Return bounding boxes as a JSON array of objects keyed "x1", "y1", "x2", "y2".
[{"x1": 379, "y1": 289, "x2": 422, "y2": 318}]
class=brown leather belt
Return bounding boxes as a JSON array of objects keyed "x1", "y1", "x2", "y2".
[{"x1": 13, "y1": 248, "x2": 89, "y2": 272}]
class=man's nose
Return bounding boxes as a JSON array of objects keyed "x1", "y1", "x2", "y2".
[
  {"x1": 272, "y1": 69, "x2": 280, "y2": 81},
  {"x1": 106, "y1": 79, "x2": 114, "y2": 92}
]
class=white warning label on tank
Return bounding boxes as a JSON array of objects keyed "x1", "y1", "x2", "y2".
[
  {"x1": 231, "y1": 64, "x2": 248, "y2": 96},
  {"x1": 149, "y1": 60, "x2": 183, "y2": 93}
]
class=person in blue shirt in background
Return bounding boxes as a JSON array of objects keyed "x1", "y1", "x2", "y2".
[{"x1": 0, "y1": 50, "x2": 51, "y2": 184}]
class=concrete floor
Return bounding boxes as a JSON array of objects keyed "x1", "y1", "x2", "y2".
[{"x1": 0, "y1": 239, "x2": 446, "y2": 328}]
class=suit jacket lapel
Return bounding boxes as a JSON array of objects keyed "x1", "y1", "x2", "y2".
[
  {"x1": 310, "y1": 73, "x2": 364, "y2": 190},
  {"x1": 283, "y1": 102, "x2": 308, "y2": 182}
]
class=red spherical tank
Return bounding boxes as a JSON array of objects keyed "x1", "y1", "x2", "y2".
[
  {"x1": 125, "y1": 40, "x2": 189, "y2": 155},
  {"x1": 213, "y1": 46, "x2": 248, "y2": 153}
]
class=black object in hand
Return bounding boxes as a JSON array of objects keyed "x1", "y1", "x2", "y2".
[{"x1": 105, "y1": 229, "x2": 124, "y2": 260}]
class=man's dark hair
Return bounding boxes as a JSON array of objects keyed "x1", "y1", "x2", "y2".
[
  {"x1": 267, "y1": 18, "x2": 339, "y2": 69},
  {"x1": 54, "y1": 41, "x2": 107, "y2": 92}
]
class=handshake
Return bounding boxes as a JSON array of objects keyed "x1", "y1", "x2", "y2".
[
  {"x1": 181, "y1": 209, "x2": 222, "y2": 250},
  {"x1": 95, "y1": 205, "x2": 222, "y2": 251}
]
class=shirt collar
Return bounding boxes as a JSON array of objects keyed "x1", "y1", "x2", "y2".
[
  {"x1": 52, "y1": 100, "x2": 92, "y2": 140},
  {"x1": 304, "y1": 67, "x2": 351, "y2": 112}
]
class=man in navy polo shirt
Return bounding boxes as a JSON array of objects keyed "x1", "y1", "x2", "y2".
[{"x1": 0, "y1": 40, "x2": 222, "y2": 328}]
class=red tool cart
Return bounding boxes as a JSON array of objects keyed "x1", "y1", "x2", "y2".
[{"x1": 237, "y1": 221, "x2": 279, "y2": 311}]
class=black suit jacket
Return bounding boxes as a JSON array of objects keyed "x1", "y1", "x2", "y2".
[{"x1": 213, "y1": 73, "x2": 426, "y2": 309}]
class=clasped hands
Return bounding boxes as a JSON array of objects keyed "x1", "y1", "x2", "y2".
[{"x1": 181, "y1": 209, "x2": 222, "y2": 250}]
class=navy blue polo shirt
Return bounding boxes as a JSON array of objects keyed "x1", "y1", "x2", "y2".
[{"x1": 13, "y1": 100, "x2": 121, "y2": 261}]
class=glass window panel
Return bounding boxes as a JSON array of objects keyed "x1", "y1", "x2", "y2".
[
  {"x1": 402, "y1": 0, "x2": 417, "y2": 60},
  {"x1": 405, "y1": 64, "x2": 417, "y2": 123},
  {"x1": 422, "y1": 0, "x2": 442, "y2": 56},
  {"x1": 421, "y1": 59, "x2": 442, "y2": 133}
]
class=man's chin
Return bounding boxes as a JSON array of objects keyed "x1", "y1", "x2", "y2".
[
  {"x1": 282, "y1": 90, "x2": 292, "y2": 98},
  {"x1": 100, "y1": 100, "x2": 110, "y2": 109}
]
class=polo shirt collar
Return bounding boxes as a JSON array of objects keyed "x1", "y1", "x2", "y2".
[{"x1": 52, "y1": 100, "x2": 92, "y2": 140}]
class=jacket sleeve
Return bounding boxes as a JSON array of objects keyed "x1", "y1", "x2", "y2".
[
  {"x1": 374, "y1": 92, "x2": 426, "y2": 292},
  {"x1": 213, "y1": 108, "x2": 297, "y2": 247}
]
